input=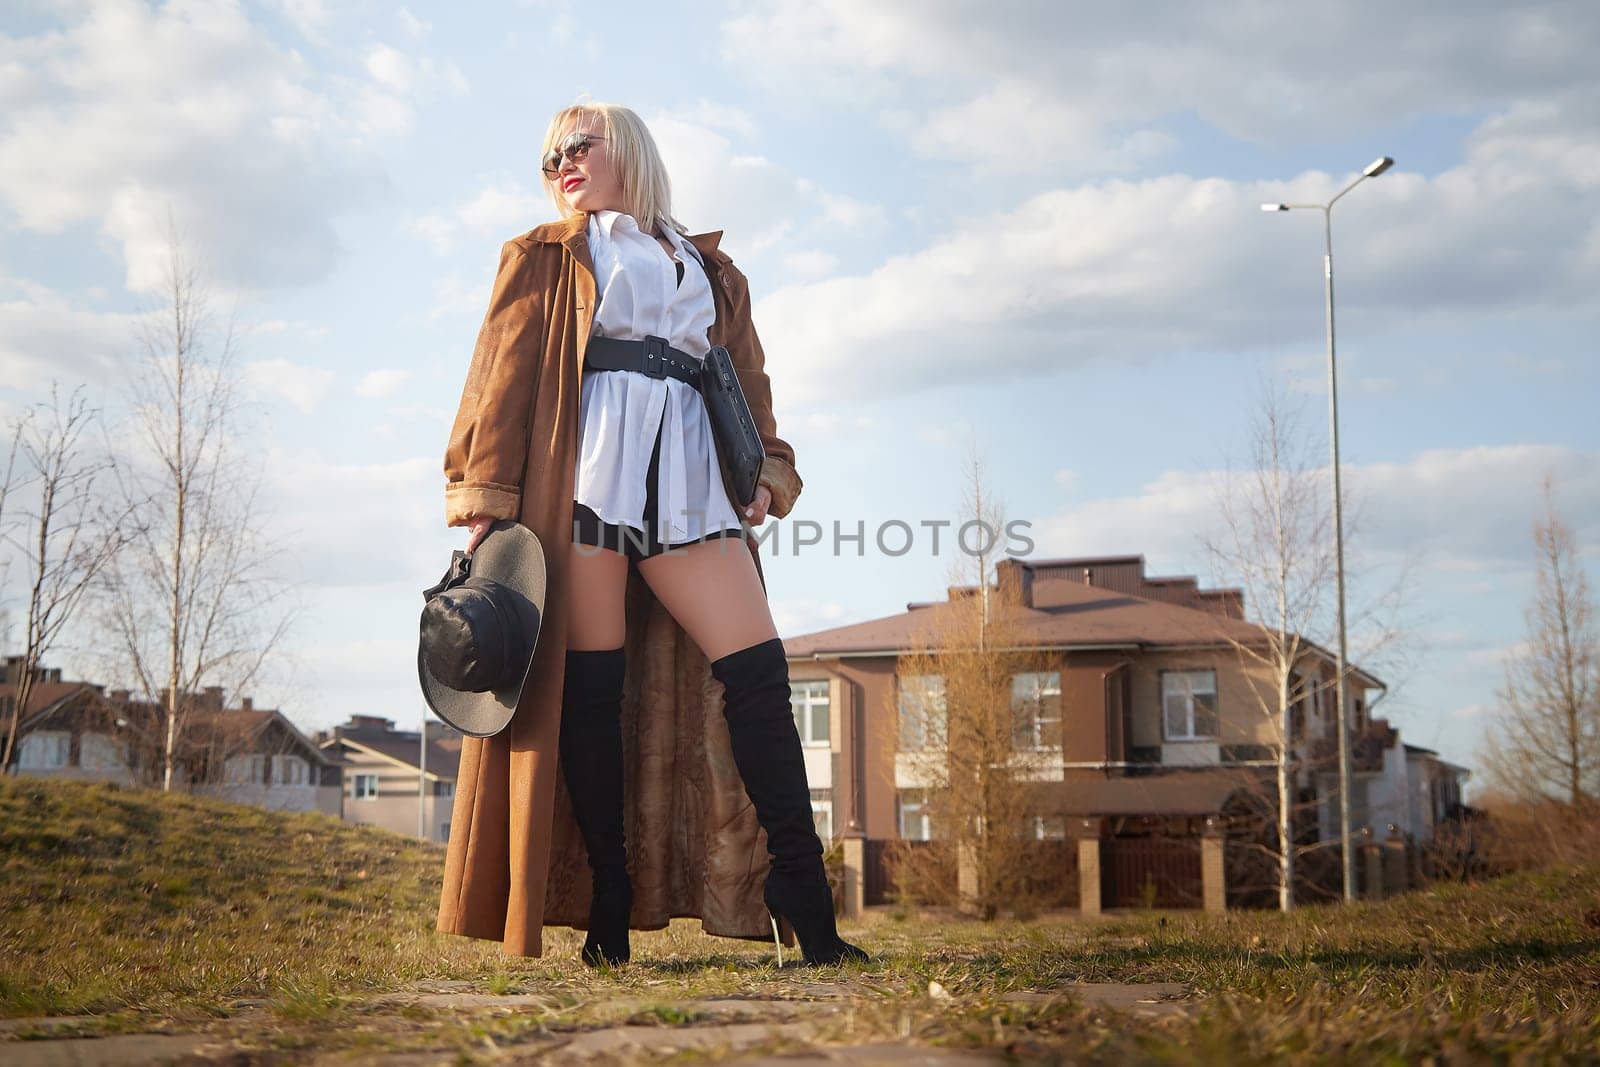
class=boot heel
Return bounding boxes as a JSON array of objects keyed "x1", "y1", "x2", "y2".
[{"x1": 768, "y1": 910, "x2": 784, "y2": 968}]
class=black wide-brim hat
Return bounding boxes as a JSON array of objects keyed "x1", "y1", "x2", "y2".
[{"x1": 417, "y1": 520, "x2": 547, "y2": 738}]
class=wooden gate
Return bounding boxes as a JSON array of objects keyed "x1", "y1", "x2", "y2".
[{"x1": 1102, "y1": 835, "x2": 1203, "y2": 908}]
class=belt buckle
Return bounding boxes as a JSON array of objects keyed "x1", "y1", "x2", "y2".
[{"x1": 642, "y1": 335, "x2": 668, "y2": 380}]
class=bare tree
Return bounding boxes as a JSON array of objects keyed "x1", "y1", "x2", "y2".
[
  {"x1": 1202, "y1": 382, "x2": 1413, "y2": 910},
  {"x1": 883, "y1": 434, "x2": 1060, "y2": 918},
  {"x1": 1201, "y1": 387, "x2": 1334, "y2": 911},
  {"x1": 93, "y1": 221, "x2": 298, "y2": 792},
  {"x1": 0, "y1": 384, "x2": 135, "y2": 774},
  {"x1": 1479, "y1": 478, "x2": 1600, "y2": 812}
]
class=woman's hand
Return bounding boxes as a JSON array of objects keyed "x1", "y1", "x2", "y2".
[
  {"x1": 466, "y1": 515, "x2": 493, "y2": 553},
  {"x1": 742, "y1": 484, "x2": 772, "y2": 526}
]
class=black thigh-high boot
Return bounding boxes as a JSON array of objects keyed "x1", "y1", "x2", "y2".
[
  {"x1": 709, "y1": 636, "x2": 870, "y2": 966},
  {"x1": 559, "y1": 646, "x2": 632, "y2": 967}
]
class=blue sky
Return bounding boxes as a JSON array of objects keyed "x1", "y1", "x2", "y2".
[{"x1": 2, "y1": 1, "x2": 1597, "y2": 787}]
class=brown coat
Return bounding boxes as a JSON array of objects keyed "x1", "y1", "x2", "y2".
[{"x1": 434, "y1": 210, "x2": 805, "y2": 957}]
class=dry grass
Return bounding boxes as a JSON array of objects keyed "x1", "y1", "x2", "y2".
[{"x1": 3, "y1": 775, "x2": 1600, "y2": 1063}]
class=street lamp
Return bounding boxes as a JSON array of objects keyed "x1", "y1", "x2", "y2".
[{"x1": 1261, "y1": 155, "x2": 1393, "y2": 904}]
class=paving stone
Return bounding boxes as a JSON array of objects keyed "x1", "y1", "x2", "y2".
[{"x1": 0, "y1": 1032, "x2": 222, "y2": 1066}]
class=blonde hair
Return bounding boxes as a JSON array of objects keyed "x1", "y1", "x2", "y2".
[{"x1": 540, "y1": 101, "x2": 686, "y2": 237}]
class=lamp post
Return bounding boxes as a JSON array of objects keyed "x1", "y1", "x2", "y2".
[{"x1": 1261, "y1": 155, "x2": 1393, "y2": 904}]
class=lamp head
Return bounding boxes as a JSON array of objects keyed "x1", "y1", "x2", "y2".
[
  {"x1": 1363, "y1": 156, "x2": 1394, "y2": 178},
  {"x1": 1260, "y1": 203, "x2": 1289, "y2": 212}
]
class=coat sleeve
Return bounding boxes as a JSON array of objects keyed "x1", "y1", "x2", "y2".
[
  {"x1": 442, "y1": 240, "x2": 544, "y2": 528},
  {"x1": 722, "y1": 261, "x2": 803, "y2": 519}
]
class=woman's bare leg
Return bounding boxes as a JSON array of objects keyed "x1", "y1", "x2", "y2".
[
  {"x1": 634, "y1": 536, "x2": 777, "y2": 661},
  {"x1": 566, "y1": 543, "x2": 630, "y2": 649}
]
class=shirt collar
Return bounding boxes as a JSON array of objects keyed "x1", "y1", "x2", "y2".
[{"x1": 591, "y1": 209, "x2": 703, "y2": 265}]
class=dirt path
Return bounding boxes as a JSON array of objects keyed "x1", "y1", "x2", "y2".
[{"x1": 0, "y1": 980, "x2": 1203, "y2": 1064}]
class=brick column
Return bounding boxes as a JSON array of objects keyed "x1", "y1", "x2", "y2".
[
  {"x1": 841, "y1": 835, "x2": 865, "y2": 918},
  {"x1": 1201, "y1": 829, "x2": 1227, "y2": 914},
  {"x1": 1383, "y1": 828, "x2": 1409, "y2": 897},
  {"x1": 957, "y1": 841, "x2": 980, "y2": 915},
  {"x1": 1074, "y1": 817, "x2": 1102, "y2": 917},
  {"x1": 1361, "y1": 836, "x2": 1384, "y2": 901}
]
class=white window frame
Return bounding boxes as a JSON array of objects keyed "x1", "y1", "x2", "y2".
[
  {"x1": 353, "y1": 772, "x2": 379, "y2": 800},
  {"x1": 272, "y1": 754, "x2": 307, "y2": 786},
  {"x1": 811, "y1": 797, "x2": 833, "y2": 842},
  {"x1": 897, "y1": 674, "x2": 946, "y2": 752},
  {"x1": 790, "y1": 680, "x2": 830, "y2": 748},
  {"x1": 1031, "y1": 814, "x2": 1067, "y2": 840},
  {"x1": 19, "y1": 730, "x2": 70, "y2": 769},
  {"x1": 1011, "y1": 671, "x2": 1063, "y2": 751},
  {"x1": 897, "y1": 788, "x2": 932, "y2": 841},
  {"x1": 1162, "y1": 669, "x2": 1219, "y2": 741}
]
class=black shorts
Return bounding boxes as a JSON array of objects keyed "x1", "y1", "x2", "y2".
[{"x1": 572, "y1": 396, "x2": 746, "y2": 564}]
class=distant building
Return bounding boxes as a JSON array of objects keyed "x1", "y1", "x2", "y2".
[
  {"x1": 3, "y1": 654, "x2": 341, "y2": 818},
  {"x1": 315, "y1": 714, "x2": 461, "y2": 843}
]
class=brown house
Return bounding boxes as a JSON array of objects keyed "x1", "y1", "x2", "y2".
[{"x1": 783, "y1": 554, "x2": 1459, "y2": 913}]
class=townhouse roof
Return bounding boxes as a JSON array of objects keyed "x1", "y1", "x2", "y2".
[
  {"x1": 321, "y1": 730, "x2": 462, "y2": 777},
  {"x1": 783, "y1": 554, "x2": 1384, "y2": 689},
  {"x1": 1042, "y1": 769, "x2": 1267, "y2": 817}
]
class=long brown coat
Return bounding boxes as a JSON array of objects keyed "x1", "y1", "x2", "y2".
[{"x1": 434, "y1": 210, "x2": 806, "y2": 958}]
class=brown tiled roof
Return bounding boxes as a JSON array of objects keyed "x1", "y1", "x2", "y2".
[
  {"x1": 1040, "y1": 769, "x2": 1266, "y2": 816},
  {"x1": 329, "y1": 732, "x2": 462, "y2": 776},
  {"x1": 783, "y1": 576, "x2": 1266, "y2": 657}
]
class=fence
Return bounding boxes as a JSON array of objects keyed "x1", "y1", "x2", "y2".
[{"x1": 1101, "y1": 835, "x2": 1203, "y2": 908}]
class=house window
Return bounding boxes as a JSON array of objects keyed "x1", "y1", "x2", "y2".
[
  {"x1": 790, "y1": 680, "x2": 830, "y2": 747},
  {"x1": 1030, "y1": 814, "x2": 1067, "y2": 840},
  {"x1": 1011, "y1": 671, "x2": 1062, "y2": 750},
  {"x1": 272, "y1": 754, "x2": 307, "y2": 786},
  {"x1": 432, "y1": 779, "x2": 454, "y2": 797},
  {"x1": 1162, "y1": 670, "x2": 1219, "y2": 740},
  {"x1": 18, "y1": 731, "x2": 70, "y2": 769},
  {"x1": 897, "y1": 674, "x2": 946, "y2": 752},
  {"x1": 1288, "y1": 671, "x2": 1309, "y2": 743},
  {"x1": 353, "y1": 773, "x2": 379, "y2": 800},
  {"x1": 897, "y1": 788, "x2": 932, "y2": 841},
  {"x1": 440, "y1": 822, "x2": 451, "y2": 840},
  {"x1": 79, "y1": 732, "x2": 126, "y2": 771},
  {"x1": 810, "y1": 789, "x2": 833, "y2": 842},
  {"x1": 223, "y1": 755, "x2": 256, "y2": 785}
]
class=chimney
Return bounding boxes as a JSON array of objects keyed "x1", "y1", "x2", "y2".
[
  {"x1": 994, "y1": 558, "x2": 1034, "y2": 607},
  {"x1": 203, "y1": 685, "x2": 225, "y2": 711},
  {"x1": 241, "y1": 696, "x2": 253, "y2": 712}
]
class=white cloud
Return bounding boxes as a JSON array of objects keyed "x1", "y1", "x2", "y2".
[
  {"x1": 407, "y1": 176, "x2": 549, "y2": 254},
  {"x1": 245, "y1": 358, "x2": 335, "y2": 413},
  {"x1": 753, "y1": 112, "x2": 1600, "y2": 407},
  {"x1": 357, "y1": 368, "x2": 413, "y2": 398},
  {"x1": 0, "y1": 3, "x2": 465, "y2": 295},
  {"x1": 1037, "y1": 444, "x2": 1600, "y2": 576},
  {"x1": 722, "y1": 2, "x2": 1600, "y2": 152},
  {"x1": 0, "y1": 276, "x2": 146, "y2": 384}
]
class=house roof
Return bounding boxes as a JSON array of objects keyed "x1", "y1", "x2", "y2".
[
  {"x1": 1039, "y1": 769, "x2": 1267, "y2": 816},
  {"x1": 783, "y1": 570, "x2": 1384, "y2": 688},
  {"x1": 323, "y1": 732, "x2": 462, "y2": 778}
]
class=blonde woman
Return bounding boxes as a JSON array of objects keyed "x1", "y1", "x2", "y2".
[{"x1": 437, "y1": 101, "x2": 869, "y2": 969}]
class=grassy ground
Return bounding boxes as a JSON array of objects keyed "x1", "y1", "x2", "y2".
[{"x1": 3, "y1": 775, "x2": 1599, "y2": 1064}]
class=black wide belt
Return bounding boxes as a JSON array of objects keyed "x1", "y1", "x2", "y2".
[{"x1": 584, "y1": 335, "x2": 702, "y2": 387}]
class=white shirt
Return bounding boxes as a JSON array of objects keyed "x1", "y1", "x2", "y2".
[{"x1": 573, "y1": 209, "x2": 745, "y2": 543}]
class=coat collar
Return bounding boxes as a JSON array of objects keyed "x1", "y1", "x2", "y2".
[{"x1": 526, "y1": 210, "x2": 725, "y2": 263}]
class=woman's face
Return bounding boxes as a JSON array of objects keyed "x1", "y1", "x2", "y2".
[{"x1": 552, "y1": 117, "x2": 623, "y2": 214}]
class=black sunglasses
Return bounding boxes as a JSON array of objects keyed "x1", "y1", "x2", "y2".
[{"x1": 542, "y1": 131, "x2": 604, "y2": 178}]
